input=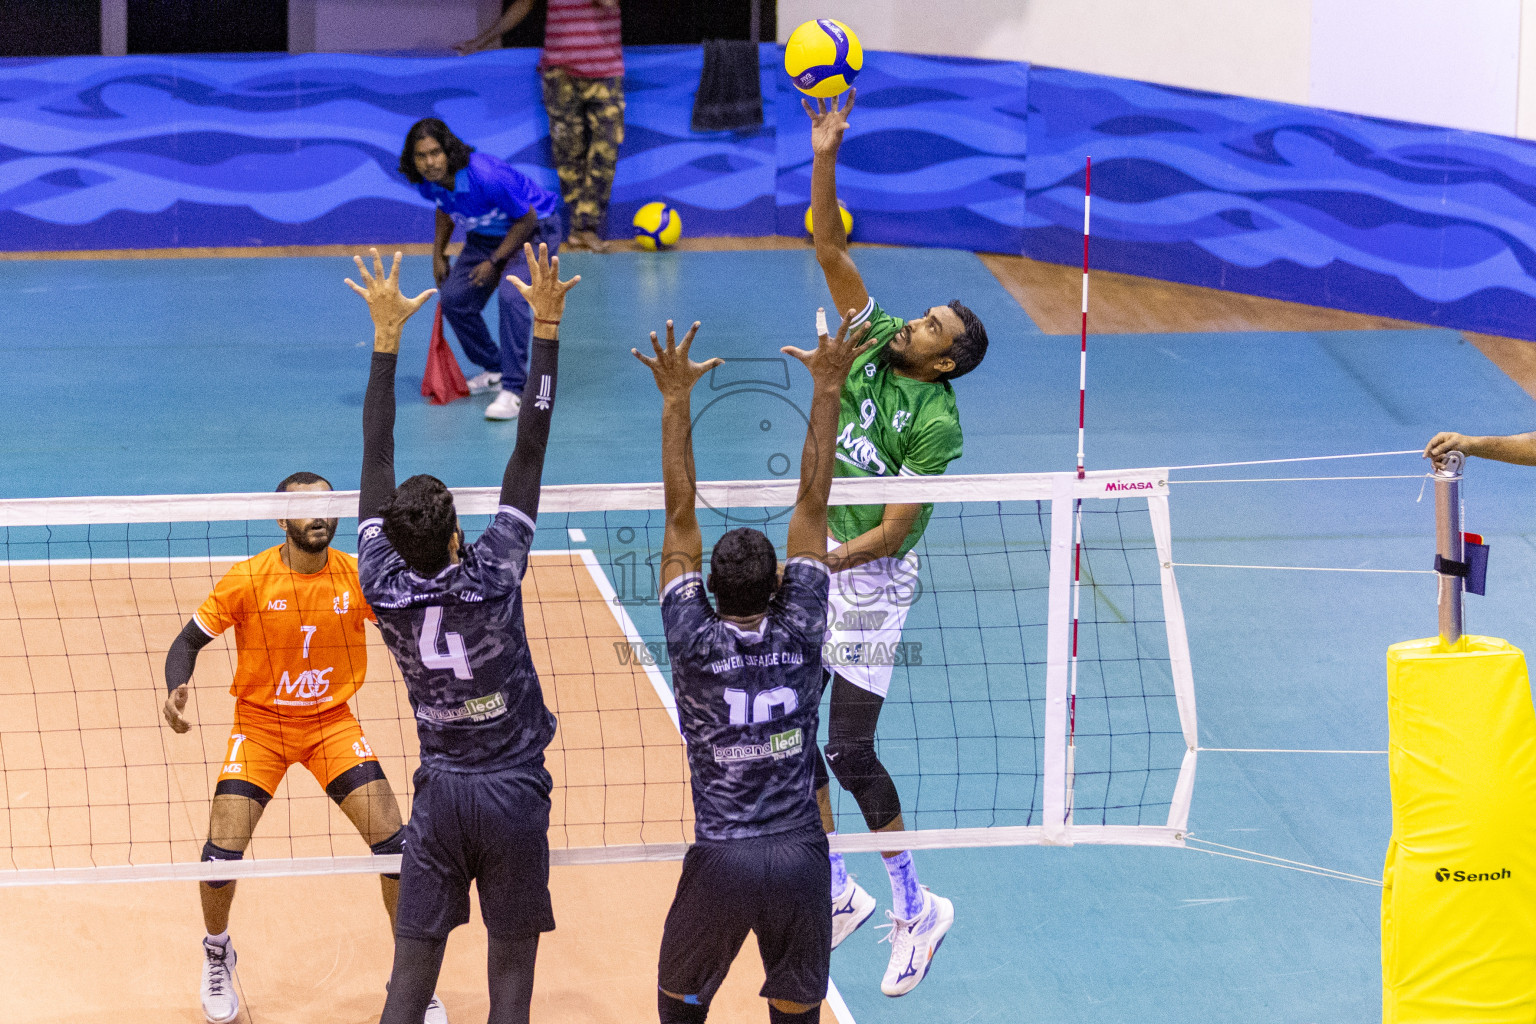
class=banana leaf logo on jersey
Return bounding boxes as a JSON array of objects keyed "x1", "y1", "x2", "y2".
[
  {"x1": 712, "y1": 726, "x2": 803, "y2": 764},
  {"x1": 415, "y1": 690, "x2": 508, "y2": 724}
]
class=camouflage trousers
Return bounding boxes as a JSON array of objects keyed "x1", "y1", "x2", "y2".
[{"x1": 541, "y1": 67, "x2": 625, "y2": 236}]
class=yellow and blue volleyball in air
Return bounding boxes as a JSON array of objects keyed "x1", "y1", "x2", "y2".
[
  {"x1": 784, "y1": 19, "x2": 862, "y2": 98},
  {"x1": 804, "y1": 201, "x2": 853, "y2": 238},
  {"x1": 632, "y1": 201, "x2": 682, "y2": 250}
]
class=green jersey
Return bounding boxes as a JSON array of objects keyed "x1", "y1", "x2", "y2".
[{"x1": 828, "y1": 298, "x2": 964, "y2": 557}]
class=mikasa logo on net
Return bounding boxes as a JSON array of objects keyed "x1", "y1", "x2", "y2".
[
  {"x1": 1435, "y1": 866, "x2": 1511, "y2": 882},
  {"x1": 1104, "y1": 480, "x2": 1155, "y2": 493}
]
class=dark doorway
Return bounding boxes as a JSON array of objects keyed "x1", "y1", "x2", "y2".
[
  {"x1": 128, "y1": 0, "x2": 288, "y2": 54},
  {"x1": 501, "y1": 0, "x2": 776, "y2": 48},
  {"x1": 0, "y1": 0, "x2": 101, "y2": 56}
]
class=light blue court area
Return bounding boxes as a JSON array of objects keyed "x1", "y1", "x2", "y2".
[{"x1": 5, "y1": 244, "x2": 1536, "y2": 1021}]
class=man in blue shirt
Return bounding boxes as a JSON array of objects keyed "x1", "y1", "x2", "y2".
[
  {"x1": 632, "y1": 310, "x2": 870, "y2": 1024},
  {"x1": 400, "y1": 118, "x2": 563, "y2": 420}
]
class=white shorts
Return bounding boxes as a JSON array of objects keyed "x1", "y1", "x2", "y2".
[{"x1": 822, "y1": 537, "x2": 921, "y2": 698}]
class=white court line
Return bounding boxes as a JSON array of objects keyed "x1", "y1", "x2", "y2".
[
  {"x1": 571, "y1": 548, "x2": 679, "y2": 730},
  {"x1": 570, "y1": 550, "x2": 856, "y2": 1023}
]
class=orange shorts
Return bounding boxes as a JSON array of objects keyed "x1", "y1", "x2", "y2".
[{"x1": 217, "y1": 701, "x2": 379, "y2": 801}]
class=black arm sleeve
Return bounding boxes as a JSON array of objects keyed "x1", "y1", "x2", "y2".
[
  {"x1": 360, "y1": 351, "x2": 399, "y2": 521},
  {"x1": 500, "y1": 337, "x2": 559, "y2": 519},
  {"x1": 164, "y1": 619, "x2": 216, "y2": 693}
]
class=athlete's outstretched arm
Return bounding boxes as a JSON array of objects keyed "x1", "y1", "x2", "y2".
[
  {"x1": 783, "y1": 310, "x2": 873, "y2": 565},
  {"x1": 346, "y1": 249, "x2": 435, "y2": 521},
  {"x1": 632, "y1": 320, "x2": 721, "y2": 590},
  {"x1": 804, "y1": 91, "x2": 869, "y2": 318},
  {"x1": 500, "y1": 242, "x2": 580, "y2": 520}
]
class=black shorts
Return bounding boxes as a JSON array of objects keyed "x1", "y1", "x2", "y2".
[
  {"x1": 658, "y1": 823, "x2": 831, "y2": 1007},
  {"x1": 395, "y1": 760, "x2": 556, "y2": 942}
]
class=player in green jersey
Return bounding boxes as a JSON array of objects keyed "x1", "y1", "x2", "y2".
[{"x1": 803, "y1": 90, "x2": 990, "y2": 997}]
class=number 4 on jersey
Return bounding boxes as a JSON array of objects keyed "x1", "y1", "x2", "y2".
[{"x1": 420, "y1": 606, "x2": 472, "y2": 680}]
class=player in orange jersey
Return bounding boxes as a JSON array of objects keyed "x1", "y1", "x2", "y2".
[{"x1": 162, "y1": 471, "x2": 446, "y2": 1024}]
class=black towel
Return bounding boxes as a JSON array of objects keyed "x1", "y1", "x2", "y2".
[{"x1": 691, "y1": 39, "x2": 763, "y2": 133}]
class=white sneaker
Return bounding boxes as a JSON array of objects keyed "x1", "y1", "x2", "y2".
[
  {"x1": 831, "y1": 879, "x2": 877, "y2": 949},
  {"x1": 878, "y1": 887, "x2": 954, "y2": 997},
  {"x1": 485, "y1": 389, "x2": 521, "y2": 420},
  {"x1": 201, "y1": 937, "x2": 239, "y2": 1023},
  {"x1": 465, "y1": 371, "x2": 501, "y2": 395},
  {"x1": 425, "y1": 994, "x2": 449, "y2": 1024}
]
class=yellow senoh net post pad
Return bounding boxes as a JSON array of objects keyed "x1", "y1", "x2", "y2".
[{"x1": 1383, "y1": 635, "x2": 1536, "y2": 1021}]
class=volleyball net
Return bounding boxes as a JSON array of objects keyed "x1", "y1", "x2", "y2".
[{"x1": 0, "y1": 468, "x2": 1195, "y2": 885}]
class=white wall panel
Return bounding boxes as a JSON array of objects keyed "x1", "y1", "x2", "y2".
[
  {"x1": 1310, "y1": 0, "x2": 1520, "y2": 134},
  {"x1": 777, "y1": 0, "x2": 1312, "y2": 105},
  {"x1": 1518, "y1": 0, "x2": 1536, "y2": 137},
  {"x1": 310, "y1": 0, "x2": 483, "y2": 52}
]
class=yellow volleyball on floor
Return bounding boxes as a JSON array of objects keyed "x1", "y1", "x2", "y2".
[
  {"x1": 632, "y1": 201, "x2": 682, "y2": 250},
  {"x1": 784, "y1": 19, "x2": 862, "y2": 98},
  {"x1": 804, "y1": 201, "x2": 853, "y2": 238}
]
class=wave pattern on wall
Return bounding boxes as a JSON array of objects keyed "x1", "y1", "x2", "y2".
[
  {"x1": 774, "y1": 52, "x2": 1028, "y2": 253},
  {"x1": 8, "y1": 52, "x2": 1536, "y2": 338},
  {"x1": 1024, "y1": 66, "x2": 1536, "y2": 338},
  {"x1": 0, "y1": 48, "x2": 1024, "y2": 252}
]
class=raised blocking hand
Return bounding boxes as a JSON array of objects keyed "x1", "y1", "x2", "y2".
[
  {"x1": 632, "y1": 320, "x2": 721, "y2": 401},
  {"x1": 783, "y1": 307, "x2": 873, "y2": 390},
  {"x1": 507, "y1": 242, "x2": 581, "y2": 326},
  {"x1": 344, "y1": 248, "x2": 436, "y2": 354}
]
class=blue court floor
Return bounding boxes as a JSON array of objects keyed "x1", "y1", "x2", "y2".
[{"x1": 4, "y1": 245, "x2": 1535, "y2": 1022}]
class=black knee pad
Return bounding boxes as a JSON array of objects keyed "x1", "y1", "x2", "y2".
[
  {"x1": 213, "y1": 778, "x2": 273, "y2": 808},
  {"x1": 326, "y1": 759, "x2": 387, "y2": 805},
  {"x1": 769, "y1": 1003, "x2": 819, "y2": 1024},
  {"x1": 201, "y1": 840, "x2": 243, "y2": 889},
  {"x1": 370, "y1": 827, "x2": 405, "y2": 881},
  {"x1": 824, "y1": 738, "x2": 901, "y2": 832},
  {"x1": 658, "y1": 990, "x2": 709, "y2": 1024}
]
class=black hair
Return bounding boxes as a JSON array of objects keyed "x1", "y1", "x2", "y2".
[
  {"x1": 379, "y1": 474, "x2": 459, "y2": 576},
  {"x1": 707, "y1": 528, "x2": 778, "y2": 617},
  {"x1": 276, "y1": 471, "x2": 331, "y2": 492},
  {"x1": 398, "y1": 118, "x2": 475, "y2": 185},
  {"x1": 941, "y1": 300, "x2": 988, "y2": 381}
]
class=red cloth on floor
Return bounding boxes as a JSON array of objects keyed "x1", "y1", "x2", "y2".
[{"x1": 421, "y1": 302, "x2": 470, "y2": 405}]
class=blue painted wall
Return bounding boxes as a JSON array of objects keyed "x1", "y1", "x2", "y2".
[
  {"x1": 0, "y1": 46, "x2": 1023, "y2": 251},
  {"x1": 1024, "y1": 66, "x2": 1536, "y2": 340},
  {"x1": 774, "y1": 52, "x2": 1028, "y2": 254},
  {"x1": 6, "y1": 49, "x2": 1536, "y2": 338}
]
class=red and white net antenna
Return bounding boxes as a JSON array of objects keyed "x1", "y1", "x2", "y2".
[
  {"x1": 1066, "y1": 155, "x2": 1090, "y2": 822},
  {"x1": 1077, "y1": 155, "x2": 1090, "y2": 482}
]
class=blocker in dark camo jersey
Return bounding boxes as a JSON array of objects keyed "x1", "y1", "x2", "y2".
[
  {"x1": 661, "y1": 559, "x2": 831, "y2": 841},
  {"x1": 359, "y1": 507, "x2": 556, "y2": 773}
]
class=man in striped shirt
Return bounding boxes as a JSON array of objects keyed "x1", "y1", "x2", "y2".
[{"x1": 457, "y1": 0, "x2": 625, "y2": 252}]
